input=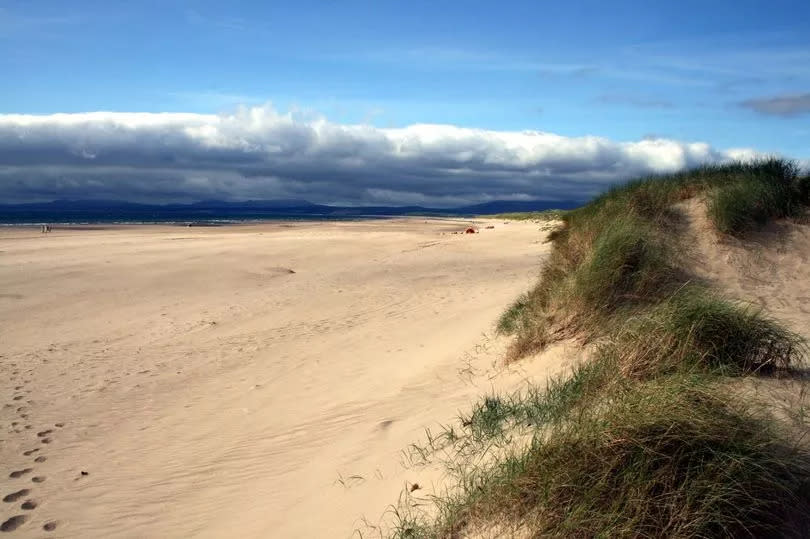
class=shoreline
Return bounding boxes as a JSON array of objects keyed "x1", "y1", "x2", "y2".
[{"x1": 0, "y1": 215, "x2": 496, "y2": 229}]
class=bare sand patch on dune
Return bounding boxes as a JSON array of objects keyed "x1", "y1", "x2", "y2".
[{"x1": 0, "y1": 218, "x2": 566, "y2": 538}]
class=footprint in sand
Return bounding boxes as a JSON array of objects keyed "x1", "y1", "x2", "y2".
[
  {"x1": 31, "y1": 477, "x2": 45, "y2": 484},
  {"x1": 8, "y1": 469, "x2": 32, "y2": 479},
  {"x1": 12, "y1": 396, "x2": 22, "y2": 401},
  {"x1": 0, "y1": 515, "x2": 27, "y2": 532},
  {"x1": 54, "y1": 423, "x2": 64, "y2": 428},
  {"x1": 34, "y1": 456, "x2": 46, "y2": 463},
  {"x1": 43, "y1": 521, "x2": 58, "y2": 532},
  {"x1": 36, "y1": 430, "x2": 52, "y2": 438},
  {"x1": 40, "y1": 438, "x2": 52, "y2": 444},
  {"x1": 20, "y1": 500, "x2": 37, "y2": 511},
  {"x1": 2, "y1": 489, "x2": 29, "y2": 503},
  {"x1": 22, "y1": 449, "x2": 38, "y2": 456}
]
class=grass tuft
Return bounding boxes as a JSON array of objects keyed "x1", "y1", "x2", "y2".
[
  {"x1": 458, "y1": 358, "x2": 616, "y2": 444},
  {"x1": 707, "y1": 158, "x2": 802, "y2": 234},
  {"x1": 665, "y1": 289, "x2": 805, "y2": 373},
  {"x1": 603, "y1": 288, "x2": 806, "y2": 380},
  {"x1": 496, "y1": 294, "x2": 529, "y2": 334},
  {"x1": 573, "y1": 217, "x2": 673, "y2": 309}
]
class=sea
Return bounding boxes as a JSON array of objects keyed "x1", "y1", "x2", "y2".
[
  {"x1": 0, "y1": 210, "x2": 387, "y2": 226},
  {"x1": 0, "y1": 199, "x2": 581, "y2": 226}
]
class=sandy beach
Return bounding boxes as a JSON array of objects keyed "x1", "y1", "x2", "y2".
[{"x1": 0, "y1": 218, "x2": 565, "y2": 537}]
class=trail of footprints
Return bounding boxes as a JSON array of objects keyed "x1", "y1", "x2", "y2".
[{"x1": 2, "y1": 368, "x2": 63, "y2": 534}]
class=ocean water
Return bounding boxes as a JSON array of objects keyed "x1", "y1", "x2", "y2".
[
  {"x1": 0, "y1": 199, "x2": 577, "y2": 225},
  {"x1": 0, "y1": 209, "x2": 400, "y2": 226}
]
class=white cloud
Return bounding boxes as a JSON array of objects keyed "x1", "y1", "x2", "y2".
[{"x1": 0, "y1": 105, "x2": 767, "y2": 205}]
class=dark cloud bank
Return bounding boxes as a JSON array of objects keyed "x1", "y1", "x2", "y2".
[
  {"x1": 740, "y1": 93, "x2": 810, "y2": 117},
  {"x1": 0, "y1": 106, "x2": 763, "y2": 206}
]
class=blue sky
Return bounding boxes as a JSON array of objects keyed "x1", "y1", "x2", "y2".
[{"x1": 1, "y1": 1, "x2": 809, "y2": 204}]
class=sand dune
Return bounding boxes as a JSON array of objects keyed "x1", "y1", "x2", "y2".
[
  {"x1": 680, "y1": 199, "x2": 810, "y2": 333},
  {"x1": 0, "y1": 218, "x2": 565, "y2": 537}
]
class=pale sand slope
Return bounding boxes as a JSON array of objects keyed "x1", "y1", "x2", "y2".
[
  {"x1": 0, "y1": 218, "x2": 569, "y2": 537},
  {"x1": 679, "y1": 201, "x2": 810, "y2": 424},
  {"x1": 679, "y1": 199, "x2": 810, "y2": 335}
]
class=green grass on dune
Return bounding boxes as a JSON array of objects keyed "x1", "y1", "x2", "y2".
[
  {"x1": 707, "y1": 161, "x2": 803, "y2": 234},
  {"x1": 393, "y1": 372, "x2": 810, "y2": 539},
  {"x1": 384, "y1": 159, "x2": 810, "y2": 539},
  {"x1": 602, "y1": 287, "x2": 806, "y2": 380},
  {"x1": 501, "y1": 158, "x2": 809, "y2": 360},
  {"x1": 496, "y1": 293, "x2": 530, "y2": 334},
  {"x1": 424, "y1": 379, "x2": 810, "y2": 539}
]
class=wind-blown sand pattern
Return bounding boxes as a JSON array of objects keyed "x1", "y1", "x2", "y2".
[{"x1": 0, "y1": 218, "x2": 565, "y2": 537}]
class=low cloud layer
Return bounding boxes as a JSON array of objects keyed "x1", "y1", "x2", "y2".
[
  {"x1": 740, "y1": 93, "x2": 810, "y2": 117},
  {"x1": 0, "y1": 106, "x2": 765, "y2": 206}
]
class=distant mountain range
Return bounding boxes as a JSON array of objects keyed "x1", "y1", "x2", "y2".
[{"x1": 0, "y1": 198, "x2": 584, "y2": 224}]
